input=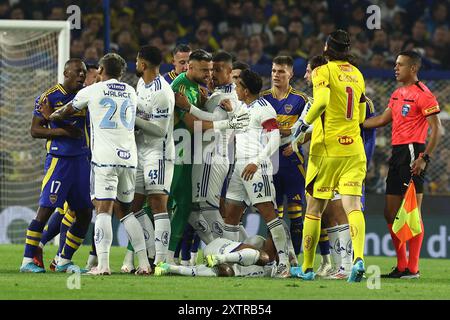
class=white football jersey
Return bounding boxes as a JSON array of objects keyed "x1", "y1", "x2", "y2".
[
  {"x1": 135, "y1": 76, "x2": 175, "y2": 160},
  {"x1": 234, "y1": 97, "x2": 277, "y2": 162},
  {"x1": 72, "y1": 79, "x2": 137, "y2": 167},
  {"x1": 202, "y1": 83, "x2": 239, "y2": 158}
]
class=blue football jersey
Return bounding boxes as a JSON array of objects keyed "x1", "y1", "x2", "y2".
[{"x1": 33, "y1": 84, "x2": 90, "y2": 157}]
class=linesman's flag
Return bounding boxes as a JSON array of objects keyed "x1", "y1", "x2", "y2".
[{"x1": 392, "y1": 180, "x2": 423, "y2": 243}]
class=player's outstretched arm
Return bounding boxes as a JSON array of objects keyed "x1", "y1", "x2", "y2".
[{"x1": 362, "y1": 108, "x2": 392, "y2": 129}]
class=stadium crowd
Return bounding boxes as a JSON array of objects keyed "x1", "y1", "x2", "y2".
[{"x1": 1, "y1": 0, "x2": 449, "y2": 70}]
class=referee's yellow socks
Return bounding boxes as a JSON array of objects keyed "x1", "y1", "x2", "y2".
[
  {"x1": 348, "y1": 210, "x2": 365, "y2": 263},
  {"x1": 301, "y1": 214, "x2": 321, "y2": 271}
]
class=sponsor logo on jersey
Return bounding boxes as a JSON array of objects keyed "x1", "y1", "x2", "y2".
[
  {"x1": 49, "y1": 194, "x2": 58, "y2": 204},
  {"x1": 117, "y1": 149, "x2": 131, "y2": 159},
  {"x1": 338, "y1": 64, "x2": 353, "y2": 72},
  {"x1": 284, "y1": 104, "x2": 293, "y2": 114},
  {"x1": 338, "y1": 74, "x2": 358, "y2": 82},
  {"x1": 338, "y1": 136, "x2": 354, "y2": 145},
  {"x1": 401, "y1": 104, "x2": 410, "y2": 116},
  {"x1": 107, "y1": 83, "x2": 126, "y2": 91},
  {"x1": 156, "y1": 107, "x2": 169, "y2": 114}
]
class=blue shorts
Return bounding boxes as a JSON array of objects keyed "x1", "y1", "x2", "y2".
[
  {"x1": 39, "y1": 154, "x2": 93, "y2": 210},
  {"x1": 273, "y1": 163, "x2": 305, "y2": 207}
]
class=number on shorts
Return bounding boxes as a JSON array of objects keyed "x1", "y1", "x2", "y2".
[
  {"x1": 148, "y1": 169, "x2": 158, "y2": 180},
  {"x1": 253, "y1": 182, "x2": 263, "y2": 193},
  {"x1": 345, "y1": 86, "x2": 354, "y2": 120},
  {"x1": 50, "y1": 180, "x2": 61, "y2": 194},
  {"x1": 99, "y1": 97, "x2": 135, "y2": 130}
]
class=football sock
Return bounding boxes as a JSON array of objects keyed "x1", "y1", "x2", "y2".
[
  {"x1": 58, "y1": 211, "x2": 75, "y2": 256},
  {"x1": 238, "y1": 222, "x2": 248, "y2": 242},
  {"x1": 40, "y1": 209, "x2": 65, "y2": 246},
  {"x1": 280, "y1": 218, "x2": 296, "y2": 261},
  {"x1": 188, "y1": 209, "x2": 214, "y2": 244},
  {"x1": 267, "y1": 217, "x2": 289, "y2": 265},
  {"x1": 201, "y1": 207, "x2": 225, "y2": 239},
  {"x1": 338, "y1": 224, "x2": 353, "y2": 271},
  {"x1": 327, "y1": 225, "x2": 342, "y2": 268},
  {"x1": 301, "y1": 214, "x2": 321, "y2": 271},
  {"x1": 288, "y1": 204, "x2": 303, "y2": 255},
  {"x1": 180, "y1": 224, "x2": 195, "y2": 261},
  {"x1": 120, "y1": 212, "x2": 149, "y2": 269},
  {"x1": 388, "y1": 223, "x2": 408, "y2": 271},
  {"x1": 122, "y1": 249, "x2": 134, "y2": 268},
  {"x1": 223, "y1": 223, "x2": 240, "y2": 241},
  {"x1": 95, "y1": 213, "x2": 112, "y2": 270},
  {"x1": 408, "y1": 220, "x2": 424, "y2": 274},
  {"x1": 154, "y1": 212, "x2": 171, "y2": 264},
  {"x1": 216, "y1": 248, "x2": 260, "y2": 266},
  {"x1": 59, "y1": 219, "x2": 88, "y2": 262},
  {"x1": 135, "y1": 209, "x2": 155, "y2": 259},
  {"x1": 22, "y1": 219, "x2": 45, "y2": 266},
  {"x1": 170, "y1": 264, "x2": 217, "y2": 277},
  {"x1": 348, "y1": 210, "x2": 365, "y2": 263},
  {"x1": 318, "y1": 228, "x2": 331, "y2": 256}
]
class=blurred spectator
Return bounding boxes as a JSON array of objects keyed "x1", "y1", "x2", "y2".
[
  {"x1": 236, "y1": 46, "x2": 250, "y2": 64},
  {"x1": 369, "y1": 53, "x2": 387, "y2": 69},
  {"x1": 353, "y1": 33, "x2": 373, "y2": 68},
  {"x1": 248, "y1": 33, "x2": 272, "y2": 65},
  {"x1": 190, "y1": 19, "x2": 220, "y2": 52},
  {"x1": 268, "y1": 0, "x2": 290, "y2": 29},
  {"x1": 372, "y1": 29, "x2": 389, "y2": 55},
  {"x1": 404, "y1": 19, "x2": 429, "y2": 50},
  {"x1": 218, "y1": 0, "x2": 243, "y2": 35},
  {"x1": 138, "y1": 21, "x2": 155, "y2": 46},
  {"x1": 115, "y1": 30, "x2": 138, "y2": 62},
  {"x1": 266, "y1": 26, "x2": 287, "y2": 57},
  {"x1": 286, "y1": 33, "x2": 308, "y2": 60},
  {"x1": 9, "y1": 4, "x2": 25, "y2": 19},
  {"x1": 70, "y1": 39, "x2": 85, "y2": 59},
  {"x1": 47, "y1": 5, "x2": 65, "y2": 20},
  {"x1": 84, "y1": 46, "x2": 99, "y2": 65},
  {"x1": 287, "y1": 18, "x2": 303, "y2": 37},
  {"x1": 0, "y1": 0, "x2": 10, "y2": 19},
  {"x1": 378, "y1": 0, "x2": 406, "y2": 26},
  {"x1": 425, "y1": 1, "x2": 449, "y2": 35},
  {"x1": 220, "y1": 31, "x2": 238, "y2": 57},
  {"x1": 431, "y1": 25, "x2": 450, "y2": 69}
]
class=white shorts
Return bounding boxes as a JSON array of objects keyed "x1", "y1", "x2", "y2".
[
  {"x1": 192, "y1": 154, "x2": 229, "y2": 208},
  {"x1": 203, "y1": 238, "x2": 241, "y2": 256},
  {"x1": 226, "y1": 161, "x2": 276, "y2": 207},
  {"x1": 92, "y1": 165, "x2": 136, "y2": 204},
  {"x1": 135, "y1": 158, "x2": 173, "y2": 195}
]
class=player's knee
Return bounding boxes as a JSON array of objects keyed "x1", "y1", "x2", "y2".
[
  {"x1": 256, "y1": 250, "x2": 270, "y2": 266},
  {"x1": 216, "y1": 263, "x2": 235, "y2": 277}
]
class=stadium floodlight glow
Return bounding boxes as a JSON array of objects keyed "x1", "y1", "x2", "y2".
[{"x1": 0, "y1": 20, "x2": 70, "y2": 83}]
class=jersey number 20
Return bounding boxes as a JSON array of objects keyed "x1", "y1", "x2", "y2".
[{"x1": 99, "y1": 97, "x2": 135, "y2": 130}]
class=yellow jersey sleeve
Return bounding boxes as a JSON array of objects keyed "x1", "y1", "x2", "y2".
[{"x1": 308, "y1": 61, "x2": 366, "y2": 158}]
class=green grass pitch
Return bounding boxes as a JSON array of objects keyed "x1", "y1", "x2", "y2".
[{"x1": 1, "y1": 244, "x2": 449, "y2": 300}]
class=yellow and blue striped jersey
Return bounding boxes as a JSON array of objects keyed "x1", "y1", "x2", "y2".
[{"x1": 33, "y1": 84, "x2": 90, "y2": 157}]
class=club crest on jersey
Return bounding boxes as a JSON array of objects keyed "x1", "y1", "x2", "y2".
[
  {"x1": 49, "y1": 194, "x2": 58, "y2": 204},
  {"x1": 402, "y1": 104, "x2": 410, "y2": 117},
  {"x1": 338, "y1": 136, "x2": 354, "y2": 145},
  {"x1": 284, "y1": 104, "x2": 293, "y2": 114},
  {"x1": 117, "y1": 149, "x2": 131, "y2": 159}
]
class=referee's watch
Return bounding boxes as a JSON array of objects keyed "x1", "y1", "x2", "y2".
[{"x1": 419, "y1": 153, "x2": 430, "y2": 163}]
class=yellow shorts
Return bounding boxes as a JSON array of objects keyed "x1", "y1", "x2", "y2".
[{"x1": 305, "y1": 154, "x2": 366, "y2": 199}]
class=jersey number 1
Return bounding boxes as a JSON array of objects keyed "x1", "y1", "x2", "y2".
[{"x1": 345, "y1": 87, "x2": 354, "y2": 120}]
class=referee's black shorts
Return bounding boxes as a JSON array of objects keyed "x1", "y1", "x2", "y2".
[{"x1": 386, "y1": 143, "x2": 426, "y2": 195}]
